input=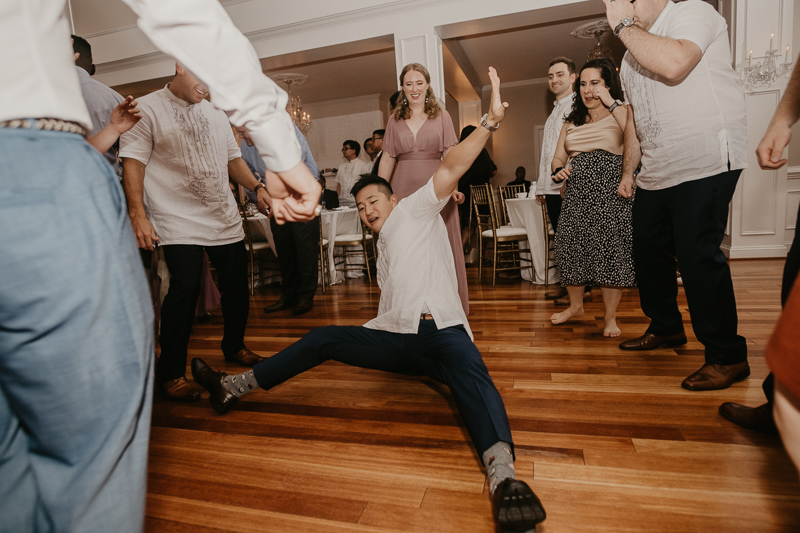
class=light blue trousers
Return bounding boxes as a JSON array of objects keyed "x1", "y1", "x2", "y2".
[{"x1": 0, "y1": 128, "x2": 154, "y2": 532}]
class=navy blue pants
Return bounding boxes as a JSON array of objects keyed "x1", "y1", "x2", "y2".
[
  {"x1": 632, "y1": 170, "x2": 746, "y2": 365},
  {"x1": 252, "y1": 321, "x2": 513, "y2": 460}
]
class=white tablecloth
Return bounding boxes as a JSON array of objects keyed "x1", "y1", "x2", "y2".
[
  {"x1": 246, "y1": 213, "x2": 277, "y2": 255},
  {"x1": 321, "y1": 207, "x2": 363, "y2": 284},
  {"x1": 505, "y1": 198, "x2": 558, "y2": 285}
]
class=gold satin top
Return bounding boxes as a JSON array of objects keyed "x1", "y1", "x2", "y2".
[{"x1": 564, "y1": 115, "x2": 623, "y2": 158}]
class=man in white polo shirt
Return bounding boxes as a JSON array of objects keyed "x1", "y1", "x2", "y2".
[
  {"x1": 191, "y1": 68, "x2": 547, "y2": 533},
  {"x1": 604, "y1": 0, "x2": 748, "y2": 391},
  {"x1": 120, "y1": 63, "x2": 274, "y2": 401}
]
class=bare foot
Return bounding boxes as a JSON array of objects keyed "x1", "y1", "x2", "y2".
[
  {"x1": 603, "y1": 318, "x2": 621, "y2": 337},
  {"x1": 551, "y1": 307, "x2": 583, "y2": 325}
]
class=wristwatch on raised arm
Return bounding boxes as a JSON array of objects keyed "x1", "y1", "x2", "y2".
[
  {"x1": 254, "y1": 182, "x2": 266, "y2": 194},
  {"x1": 608, "y1": 99, "x2": 624, "y2": 114},
  {"x1": 614, "y1": 17, "x2": 634, "y2": 37},
  {"x1": 480, "y1": 113, "x2": 500, "y2": 132}
]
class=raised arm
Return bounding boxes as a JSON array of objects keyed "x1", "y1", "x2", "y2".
[
  {"x1": 86, "y1": 96, "x2": 141, "y2": 154},
  {"x1": 433, "y1": 67, "x2": 508, "y2": 201},
  {"x1": 121, "y1": 158, "x2": 159, "y2": 249},
  {"x1": 603, "y1": 0, "x2": 702, "y2": 83},
  {"x1": 756, "y1": 52, "x2": 800, "y2": 169}
]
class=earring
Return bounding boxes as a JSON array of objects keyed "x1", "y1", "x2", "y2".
[
  {"x1": 403, "y1": 95, "x2": 407, "y2": 105},
  {"x1": 425, "y1": 94, "x2": 429, "y2": 104}
]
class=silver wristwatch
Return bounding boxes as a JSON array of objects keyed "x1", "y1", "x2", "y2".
[
  {"x1": 614, "y1": 17, "x2": 634, "y2": 37},
  {"x1": 480, "y1": 113, "x2": 500, "y2": 132},
  {"x1": 608, "y1": 99, "x2": 624, "y2": 113}
]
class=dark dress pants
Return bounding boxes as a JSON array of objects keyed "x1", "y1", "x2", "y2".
[
  {"x1": 632, "y1": 170, "x2": 746, "y2": 365},
  {"x1": 270, "y1": 218, "x2": 319, "y2": 303},
  {"x1": 157, "y1": 241, "x2": 249, "y2": 383},
  {"x1": 252, "y1": 321, "x2": 514, "y2": 460},
  {"x1": 544, "y1": 195, "x2": 562, "y2": 232}
]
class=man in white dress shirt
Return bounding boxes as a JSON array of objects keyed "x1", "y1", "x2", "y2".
[
  {"x1": 605, "y1": 0, "x2": 749, "y2": 391},
  {"x1": 337, "y1": 139, "x2": 372, "y2": 207},
  {"x1": 192, "y1": 68, "x2": 546, "y2": 533}
]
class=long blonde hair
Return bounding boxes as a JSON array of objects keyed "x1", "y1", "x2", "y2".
[{"x1": 391, "y1": 63, "x2": 442, "y2": 121}]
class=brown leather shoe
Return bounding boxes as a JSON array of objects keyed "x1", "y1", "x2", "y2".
[
  {"x1": 554, "y1": 291, "x2": 592, "y2": 306},
  {"x1": 544, "y1": 287, "x2": 567, "y2": 300},
  {"x1": 618, "y1": 332, "x2": 688, "y2": 350},
  {"x1": 718, "y1": 402, "x2": 778, "y2": 435},
  {"x1": 292, "y1": 299, "x2": 313, "y2": 315},
  {"x1": 160, "y1": 377, "x2": 200, "y2": 401},
  {"x1": 225, "y1": 348, "x2": 264, "y2": 366},
  {"x1": 681, "y1": 362, "x2": 750, "y2": 391}
]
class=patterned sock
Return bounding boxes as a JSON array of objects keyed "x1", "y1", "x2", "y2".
[
  {"x1": 483, "y1": 441, "x2": 516, "y2": 495},
  {"x1": 221, "y1": 369, "x2": 260, "y2": 398}
]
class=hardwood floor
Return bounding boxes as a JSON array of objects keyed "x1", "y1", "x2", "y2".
[{"x1": 146, "y1": 259, "x2": 800, "y2": 532}]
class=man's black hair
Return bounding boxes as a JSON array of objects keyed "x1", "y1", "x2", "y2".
[
  {"x1": 549, "y1": 56, "x2": 576, "y2": 75},
  {"x1": 351, "y1": 173, "x2": 393, "y2": 201},
  {"x1": 71, "y1": 34, "x2": 95, "y2": 75},
  {"x1": 372, "y1": 129, "x2": 385, "y2": 138},
  {"x1": 343, "y1": 140, "x2": 361, "y2": 157}
]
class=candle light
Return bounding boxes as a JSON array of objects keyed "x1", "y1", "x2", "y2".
[
  {"x1": 770, "y1": 33, "x2": 774, "y2": 51},
  {"x1": 786, "y1": 45, "x2": 791, "y2": 64},
  {"x1": 749, "y1": 49, "x2": 753, "y2": 68}
]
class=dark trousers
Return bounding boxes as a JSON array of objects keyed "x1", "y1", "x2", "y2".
[
  {"x1": 632, "y1": 170, "x2": 746, "y2": 365},
  {"x1": 763, "y1": 202, "x2": 800, "y2": 406},
  {"x1": 157, "y1": 241, "x2": 249, "y2": 383},
  {"x1": 252, "y1": 321, "x2": 514, "y2": 460},
  {"x1": 544, "y1": 194, "x2": 562, "y2": 232},
  {"x1": 270, "y1": 218, "x2": 319, "y2": 303}
]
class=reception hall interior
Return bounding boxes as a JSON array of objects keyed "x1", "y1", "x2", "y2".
[{"x1": 65, "y1": 0, "x2": 800, "y2": 531}]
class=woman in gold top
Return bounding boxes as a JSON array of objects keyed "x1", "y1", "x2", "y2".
[{"x1": 549, "y1": 58, "x2": 634, "y2": 337}]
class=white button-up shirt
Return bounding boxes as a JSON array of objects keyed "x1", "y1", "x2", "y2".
[
  {"x1": 364, "y1": 177, "x2": 473, "y2": 340},
  {"x1": 536, "y1": 92, "x2": 575, "y2": 196},
  {"x1": 337, "y1": 158, "x2": 373, "y2": 208},
  {"x1": 119, "y1": 87, "x2": 244, "y2": 247},
  {"x1": 620, "y1": 0, "x2": 747, "y2": 190},
  {"x1": 2, "y1": 0, "x2": 301, "y2": 175}
]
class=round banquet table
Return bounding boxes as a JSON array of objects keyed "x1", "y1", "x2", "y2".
[{"x1": 504, "y1": 197, "x2": 559, "y2": 285}]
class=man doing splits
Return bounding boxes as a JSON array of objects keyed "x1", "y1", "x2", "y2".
[{"x1": 192, "y1": 68, "x2": 546, "y2": 532}]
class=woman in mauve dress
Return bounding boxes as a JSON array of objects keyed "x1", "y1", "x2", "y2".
[{"x1": 378, "y1": 63, "x2": 468, "y2": 314}]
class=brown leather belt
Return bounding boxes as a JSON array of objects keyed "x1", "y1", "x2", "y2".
[
  {"x1": 420, "y1": 313, "x2": 434, "y2": 321},
  {"x1": 0, "y1": 118, "x2": 87, "y2": 137}
]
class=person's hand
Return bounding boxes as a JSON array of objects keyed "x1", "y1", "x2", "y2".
[
  {"x1": 552, "y1": 167, "x2": 571, "y2": 184},
  {"x1": 617, "y1": 174, "x2": 635, "y2": 199},
  {"x1": 451, "y1": 191, "x2": 465, "y2": 205},
  {"x1": 594, "y1": 85, "x2": 615, "y2": 108},
  {"x1": 256, "y1": 188, "x2": 272, "y2": 217},
  {"x1": 486, "y1": 67, "x2": 510, "y2": 127},
  {"x1": 535, "y1": 195, "x2": 545, "y2": 203},
  {"x1": 110, "y1": 96, "x2": 141, "y2": 136},
  {"x1": 755, "y1": 123, "x2": 791, "y2": 169},
  {"x1": 130, "y1": 213, "x2": 159, "y2": 249},
  {"x1": 602, "y1": 0, "x2": 635, "y2": 33},
  {"x1": 264, "y1": 163, "x2": 323, "y2": 224}
]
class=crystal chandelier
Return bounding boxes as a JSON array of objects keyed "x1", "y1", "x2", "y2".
[
  {"x1": 743, "y1": 38, "x2": 793, "y2": 92},
  {"x1": 269, "y1": 73, "x2": 312, "y2": 135},
  {"x1": 571, "y1": 19, "x2": 614, "y2": 62}
]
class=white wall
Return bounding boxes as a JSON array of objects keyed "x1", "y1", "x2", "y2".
[{"x1": 303, "y1": 94, "x2": 385, "y2": 171}]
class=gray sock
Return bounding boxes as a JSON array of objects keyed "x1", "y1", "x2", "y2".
[
  {"x1": 483, "y1": 441, "x2": 515, "y2": 495},
  {"x1": 221, "y1": 369, "x2": 260, "y2": 398}
]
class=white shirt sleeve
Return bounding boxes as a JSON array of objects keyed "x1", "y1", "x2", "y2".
[
  {"x1": 119, "y1": 104, "x2": 154, "y2": 166},
  {"x1": 403, "y1": 177, "x2": 449, "y2": 219},
  {"x1": 664, "y1": 1, "x2": 722, "y2": 54},
  {"x1": 121, "y1": 0, "x2": 302, "y2": 173}
]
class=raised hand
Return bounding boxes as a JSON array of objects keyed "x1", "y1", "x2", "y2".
[
  {"x1": 110, "y1": 96, "x2": 142, "y2": 135},
  {"x1": 486, "y1": 67, "x2": 510, "y2": 127},
  {"x1": 602, "y1": 0, "x2": 635, "y2": 33}
]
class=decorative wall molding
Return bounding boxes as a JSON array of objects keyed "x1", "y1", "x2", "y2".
[
  {"x1": 481, "y1": 77, "x2": 549, "y2": 91},
  {"x1": 788, "y1": 166, "x2": 800, "y2": 180},
  {"x1": 723, "y1": 244, "x2": 788, "y2": 258}
]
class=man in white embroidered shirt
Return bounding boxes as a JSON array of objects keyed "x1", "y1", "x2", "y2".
[
  {"x1": 192, "y1": 68, "x2": 546, "y2": 532},
  {"x1": 605, "y1": 0, "x2": 749, "y2": 391},
  {"x1": 120, "y1": 63, "x2": 271, "y2": 401}
]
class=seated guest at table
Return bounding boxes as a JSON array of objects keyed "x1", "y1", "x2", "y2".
[
  {"x1": 337, "y1": 140, "x2": 371, "y2": 208},
  {"x1": 364, "y1": 137, "x2": 378, "y2": 162},
  {"x1": 506, "y1": 166, "x2": 532, "y2": 193},
  {"x1": 191, "y1": 68, "x2": 546, "y2": 532},
  {"x1": 239, "y1": 124, "x2": 321, "y2": 316},
  {"x1": 549, "y1": 58, "x2": 634, "y2": 338},
  {"x1": 456, "y1": 125, "x2": 496, "y2": 248},
  {"x1": 319, "y1": 175, "x2": 339, "y2": 209},
  {"x1": 120, "y1": 63, "x2": 269, "y2": 401}
]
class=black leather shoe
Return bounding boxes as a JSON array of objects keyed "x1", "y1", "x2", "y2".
[
  {"x1": 292, "y1": 299, "x2": 313, "y2": 315},
  {"x1": 492, "y1": 479, "x2": 546, "y2": 532},
  {"x1": 225, "y1": 348, "x2": 264, "y2": 366},
  {"x1": 544, "y1": 287, "x2": 567, "y2": 300},
  {"x1": 264, "y1": 298, "x2": 293, "y2": 313},
  {"x1": 719, "y1": 402, "x2": 778, "y2": 435},
  {"x1": 191, "y1": 358, "x2": 238, "y2": 414},
  {"x1": 619, "y1": 331, "x2": 688, "y2": 350},
  {"x1": 159, "y1": 377, "x2": 200, "y2": 401}
]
